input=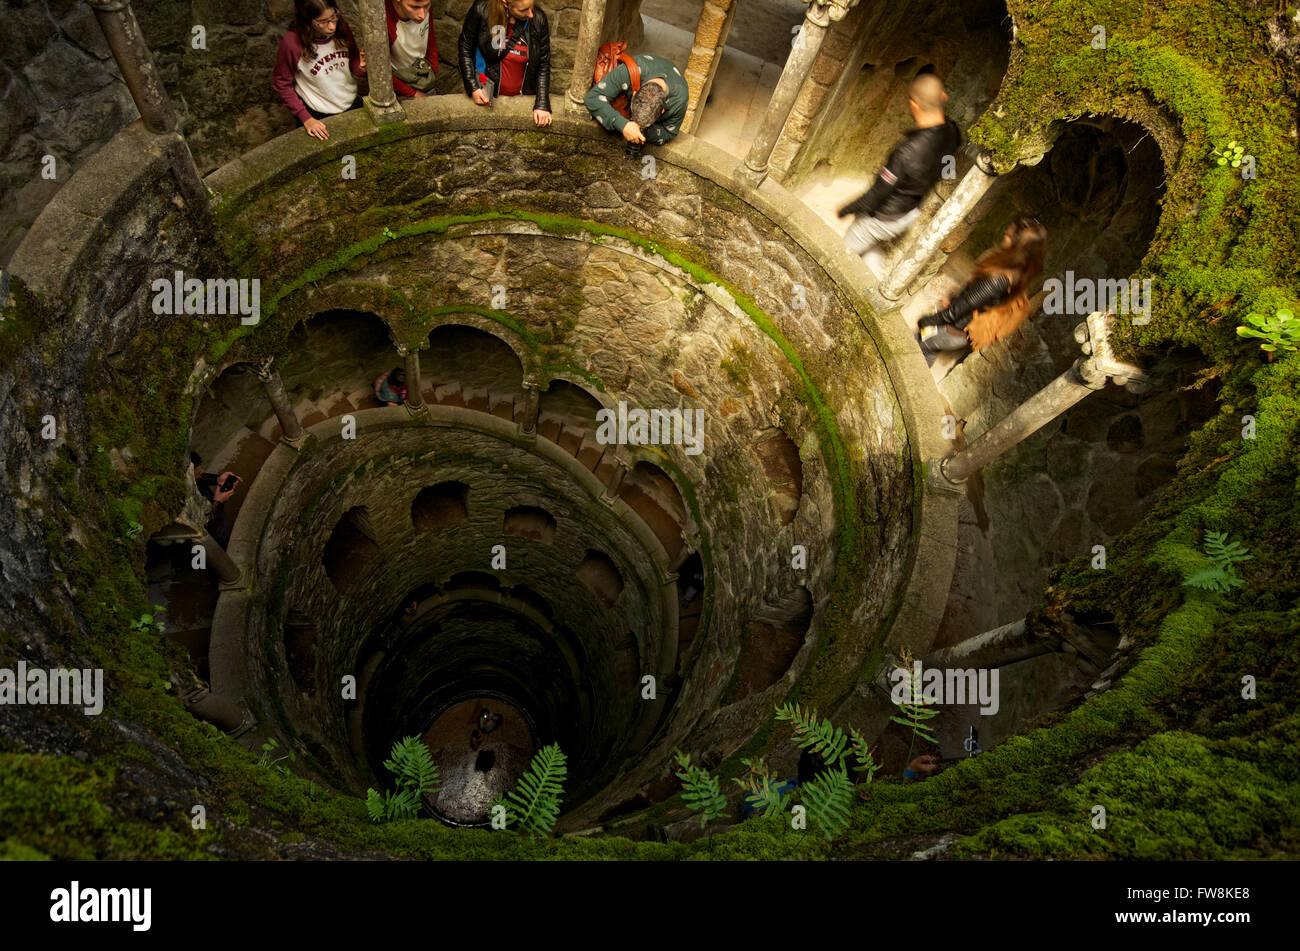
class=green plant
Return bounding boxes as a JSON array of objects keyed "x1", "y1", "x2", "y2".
[
  {"x1": 125, "y1": 520, "x2": 144, "y2": 539},
  {"x1": 493, "y1": 742, "x2": 566, "y2": 840},
  {"x1": 890, "y1": 648, "x2": 941, "y2": 769},
  {"x1": 774, "y1": 703, "x2": 879, "y2": 839},
  {"x1": 1237, "y1": 308, "x2": 1300, "y2": 353},
  {"x1": 673, "y1": 749, "x2": 728, "y2": 828},
  {"x1": 257, "y1": 736, "x2": 295, "y2": 777},
  {"x1": 129, "y1": 605, "x2": 164, "y2": 634},
  {"x1": 381, "y1": 226, "x2": 398, "y2": 241},
  {"x1": 1211, "y1": 141, "x2": 1246, "y2": 168},
  {"x1": 365, "y1": 735, "x2": 440, "y2": 823},
  {"x1": 732, "y1": 757, "x2": 789, "y2": 818},
  {"x1": 1184, "y1": 530, "x2": 1253, "y2": 593}
]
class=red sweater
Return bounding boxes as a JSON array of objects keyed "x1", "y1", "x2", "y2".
[
  {"x1": 387, "y1": 0, "x2": 439, "y2": 97},
  {"x1": 273, "y1": 27, "x2": 365, "y2": 123}
]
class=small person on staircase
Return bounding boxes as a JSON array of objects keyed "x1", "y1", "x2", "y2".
[
  {"x1": 374, "y1": 366, "x2": 408, "y2": 405},
  {"x1": 916, "y1": 216, "x2": 1048, "y2": 367}
]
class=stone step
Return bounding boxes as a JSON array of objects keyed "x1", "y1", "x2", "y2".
[
  {"x1": 576, "y1": 433, "x2": 605, "y2": 472},
  {"x1": 434, "y1": 382, "x2": 466, "y2": 407}
]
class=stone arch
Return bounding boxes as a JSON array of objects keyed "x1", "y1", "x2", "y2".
[
  {"x1": 618, "y1": 460, "x2": 688, "y2": 560},
  {"x1": 421, "y1": 323, "x2": 527, "y2": 417},
  {"x1": 412, "y1": 481, "x2": 470, "y2": 534},
  {"x1": 323, "y1": 506, "x2": 380, "y2": 593},
  {"x1": 576, "y1": 550, "x2": 624, "y2": 608},
  {"x1": 503, "y1": 505, "x2": 558, "y2": 545},
  {"x1": 752, "y1": 428, "x2": 804, "y2": 526}
]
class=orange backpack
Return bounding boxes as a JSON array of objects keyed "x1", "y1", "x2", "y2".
[{"x1": 593, "y1": 42, "x2": 641, "y2": 119}]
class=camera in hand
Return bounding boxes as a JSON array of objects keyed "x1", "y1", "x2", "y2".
[
  {"x1": 220, "y1": 474, "x2": 238, "y2": 493},
  {"x1": 625, "y1": 141, "x2": 643, "y2": 160}
]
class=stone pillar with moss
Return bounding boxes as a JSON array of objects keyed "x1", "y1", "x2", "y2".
[
  {"x1": 740, "y1": 0, "x2": 860, "y2": 186},
  {"x1": 880, "y1": 150, "x2": 1002, "y2": 300},
  {"x1": 360, "y1": 0, "x2": 405, "y2": 124},
  {"x1": 254, "y1": 360, "x2": 306, "y2": 447},
  {"x1": 938, "y1": 312, "x2": 1152, "y2": 485},
  {"x1": 681, "y1": 0, "x2": 739, "y2": 135},
  {"x1": 567, "y1": 0, "x2": 610, "y2": 109}
]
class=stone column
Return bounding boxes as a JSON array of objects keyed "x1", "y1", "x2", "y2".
[
  {"x1": 938, "y1": 312, "x2": 1152, "y2": 485},
  {"x1": 182, "y1": 685, "x2": 253, "y2": 736},
  {"x1": 739, "y1": 0, "x2": 860, "y2": 186},
  {"x1": 880, "y1": 151, "x2": 1001, "y2": 300},
  {"x1": 87, "y1": 0, "x2": 179, "y2": 134},
  {"x1": 519, "y1": 383, "x2": 541, "y2": 434},
  {"x1": 360, "y1": 0, "x2": 405, "y2": 124},
  {"x1": 87, "y1": 0, "x2": 209, "y2": 215},
  {"x1": 400, "y1": 346, "x2": 426, "y2": 414},
  {"x1": 568, "y1": 0, "x2": 610, "y2": 110},
  {"x1": 253, "y1": 360, "x2": 305, "y2": 447},
  {"x1": 681, "y1": 0, "x2": 739, "y2": 135},
  {"x1": 604, "y1": 461, "x2": 628, "y2": 499},
  {"x1": 197, "y1": 528, "x2": 244, "y2": 586}
]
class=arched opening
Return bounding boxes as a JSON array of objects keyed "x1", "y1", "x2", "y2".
[
  {"x1": 422, "y1": 324, "x2": 526, "y2": 419},
  {"x1": 618, "y1": 461, "x2": 688, "y2": 559},
  {"x1": 576, "y1": 550, "x2": 624, "y2": 608},
  {"x1": 752, "y1": 429, "x2": 804, "y2": 525},
  {"x1": 503, "y1": 505, "x2": 558, "y2": 545},
  {"x1": 537, "y1": 380, "x2": 606, "y2": 460},
  {"x1": 412, "y1": 481, "x2": 470, "y2": 534},
  {"x1": 276, "y1": 309, "x2": 397, "y2": 420},
  {"x1": 322, "y1": 506, "x2": 380, "y2": 593}
]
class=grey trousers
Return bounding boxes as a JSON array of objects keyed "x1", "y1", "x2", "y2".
[{"x1": 843, "y1": 208, "x2": 920, "y2": 276}]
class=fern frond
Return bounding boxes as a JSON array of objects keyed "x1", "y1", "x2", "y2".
[
  {"x1": 674, "y1": 752, "x2": 728, "y2": 827},
  {"x1": 366, "y1": 788, "x2": 385, "y2": 823},
  {"x1": 1204, "y1": 531, "x2": 1252, "y2": 570},
  {"x1": 775, "y1": 702, "x2": 849, "y2": 768},
  {"x1": 387, "y1": 787, "x2": 422, "y2": 820},
  {"x1": 800, "y1": 767, "x2": 853, "y2": 840},
  {"x1": 1184, "y1": 564, "x2": 1243, "y2": 592},
  {"x1": 506, "y1": 743, "x2": 567, "y2": 840}
]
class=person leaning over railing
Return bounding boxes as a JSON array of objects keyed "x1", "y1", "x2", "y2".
[
  {"x1": 459, "y1": 0, "x2": 552, "y2": 127},
  {"x1": 273, "y1": 0, "x2": 367, "y2": 141},
  {"x1": 386, "y1": 0, "x2": 439, "y2": 99}
]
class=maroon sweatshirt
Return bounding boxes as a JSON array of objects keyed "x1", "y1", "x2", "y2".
[{"x1": 273, "y1": 26, "x2": 365, "y2": 123}]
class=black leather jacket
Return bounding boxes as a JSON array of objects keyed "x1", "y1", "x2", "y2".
[
  {"x1": 840, "y1": 118, "x2": 962, "y2": 221},
  {"x1": 458, "y1": 0, "x2": 551, "y2": 113}
]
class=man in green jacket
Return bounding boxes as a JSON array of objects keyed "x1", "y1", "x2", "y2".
[{"x1": 585, "y1": 52, "x2": 689, "y2": 147}]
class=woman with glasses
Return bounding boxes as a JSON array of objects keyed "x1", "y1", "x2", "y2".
[
  {"x1": 916, "y1": 216, "x2": 1048, "y2": 367},
  {"x1": 459, "y1": 0, "x2": 552, "y2": 127},
  {"x1": 273, "y1": 0, "x2": 368, "y2": 140}
]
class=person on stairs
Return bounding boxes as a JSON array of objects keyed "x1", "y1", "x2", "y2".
[
  {"x1": 837, "y1": 73, "x2": 961, "y2": 277},
  {"x1": 916, "y1": 215, "x2": 1048, "y2": 367}
]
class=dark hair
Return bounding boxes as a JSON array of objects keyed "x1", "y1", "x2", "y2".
[
  {"x1": 293, "y1": 0, "x2": 352, "y2": 61},
  {"x1": 973, "y1": 215, "x2": 1047, "y2": 296},
  {"x1": 391, "y1": 367, "x2": 407, "y2": 385},
  {"x1": 189, "y1": 451, "x2": 202, "y2": 466},
  {"x1": 629, "y1": 82, "x2": 668, "y2": 131}
]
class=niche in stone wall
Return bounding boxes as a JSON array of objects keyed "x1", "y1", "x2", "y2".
[
  {"x1": 727, "y1": 585, "x2": 813, "y2": 702},
  {"x1": 576, "y1": 550, "x2": 624, "y2": 608},
  {"x1": 752, "y1": 429, "x2": 803, "y2": 526},
  {"x1": 503, "y1": 505, "x2": 557, "y2": 544},
  {"x1": 284, "y1": 609, "x2": 318, "y2": 697},
  {"x1": 618, "y1": 462, "x2": 687, "y2": 560},
  {"x1": 323, "y1": 506, "x2": 380, "y2": 593},
  {"x1": 412, "y1": 481, "x2": 470, "y2": 534}
]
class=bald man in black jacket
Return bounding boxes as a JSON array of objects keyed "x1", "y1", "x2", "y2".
[{"x1": 838, "y1": 74, "x2": 962, "y2": 277}]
